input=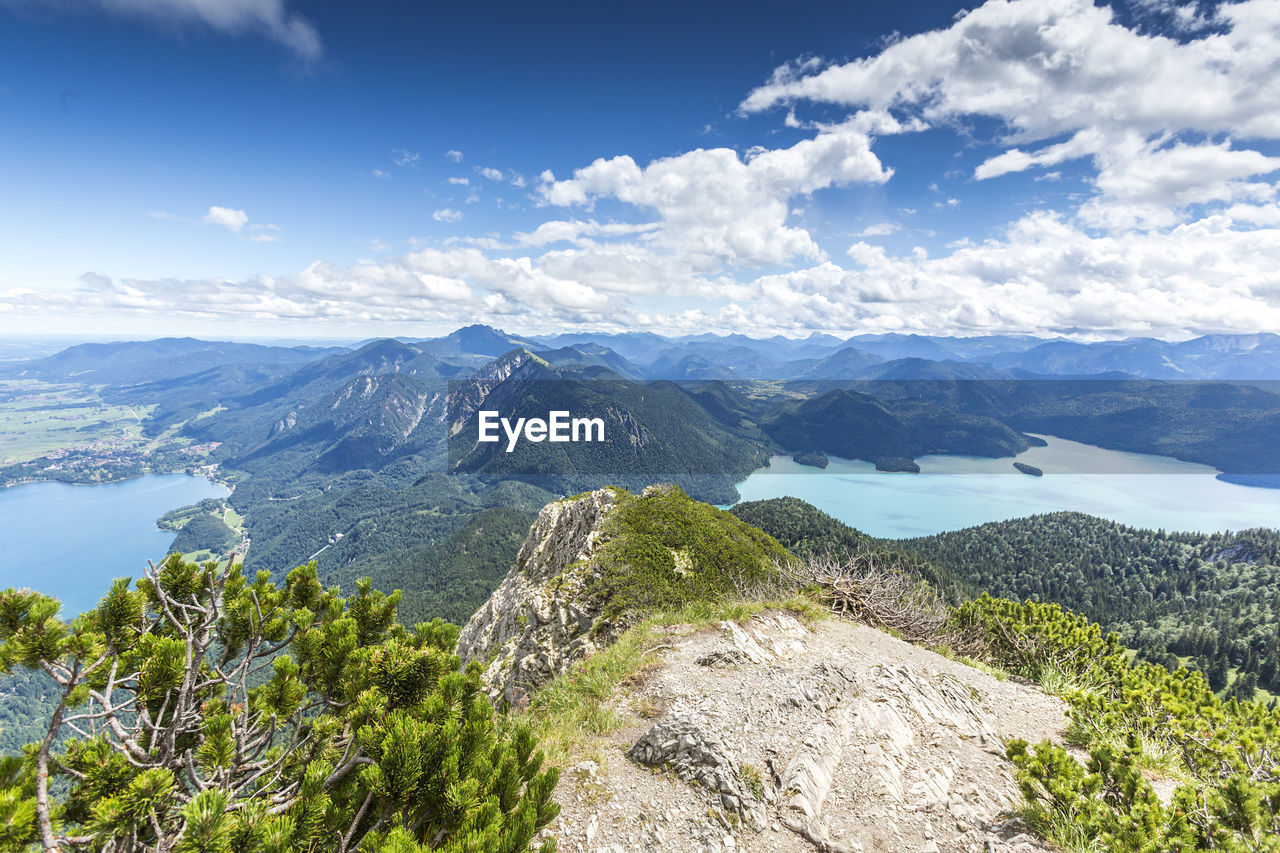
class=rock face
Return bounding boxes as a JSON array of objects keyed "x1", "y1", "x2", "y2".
[{"x1": 457, "y1": 488, "x2": 622, "y2": 706}]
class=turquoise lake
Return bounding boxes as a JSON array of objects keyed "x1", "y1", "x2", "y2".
[
  {"x1": 0, "y1": 474, "x2": 229, "y2": 615},
  {"x1": 732, "y1": 435, "x2": 1280, "y2": 539}
]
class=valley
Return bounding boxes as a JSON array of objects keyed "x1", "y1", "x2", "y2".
[
  {"x1": 3, "y1": 327, "x2": 1280, "y2": 620},
  {"x1": 4, "y1": 327, "x2": 1280, "y2": 762}
]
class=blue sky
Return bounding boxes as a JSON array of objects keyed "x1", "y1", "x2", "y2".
[{"x1": 2, "y1": 0, "x2": 1279, "y2": 340}]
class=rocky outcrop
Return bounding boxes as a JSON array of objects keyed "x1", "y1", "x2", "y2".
[
  {"x1": 457, "y1": 487, "x2": 622, "y2": 706},
  {"x1": 444, "y1": 348, "x2": 548, "y2": 437},
  {"x1": 628, "y1": 712, "x2": 767, "y2": 830},
  {"x1": 464, "y1": 490, "x2": 1065, "y2": 851}
]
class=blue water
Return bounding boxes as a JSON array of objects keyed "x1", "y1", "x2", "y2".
[
  {"x1": 732, "y1": 435, "x2": 1280, "y2": 539},
  {"x1": 0, "y1": 474, "x2": 229, "y2": 615}
]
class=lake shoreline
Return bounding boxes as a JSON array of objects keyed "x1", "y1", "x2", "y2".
[
  {"x1": 1, "y1": 462, "x2": 233, "y2": 490},
  {"x1": 731, "y1": 435, "x2": 1280, "y2": 539},
  {"x1": 0, "y1": 473, "x2": 231, "y2": 614}
]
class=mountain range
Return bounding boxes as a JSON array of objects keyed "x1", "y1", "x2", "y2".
[
  {"x1": 13, "y1": 326, "x2": 1280, "y2": 388},
  {"x1": 7, "y1": 323, "x2": 1280, "y2": 614}
]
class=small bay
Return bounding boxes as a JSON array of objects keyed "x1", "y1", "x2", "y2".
[
  {"x1": 0, "y1": 474, "x2": 230, "y2": 615},
  {"x1": 732, "y1": 435, "x2": 1280, "y2": 538}
]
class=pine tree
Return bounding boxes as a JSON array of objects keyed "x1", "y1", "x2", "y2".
[
  {"x1": 0, "y1": 555, "x2": 559, "y2": 852},
  {"x1": 1207, "y1": 654, "x2": 1230, "y2": 692}
]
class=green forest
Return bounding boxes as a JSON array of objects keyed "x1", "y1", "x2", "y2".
[
  {"x1": 905, "y1": 513, "x2": 1280, "y2": 701},
  {"x1": 733, "y1": 498, "x2": 1280, "y2": 702}
]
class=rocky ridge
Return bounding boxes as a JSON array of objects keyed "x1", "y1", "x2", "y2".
[{"x1": 461, "y1": 488, "x2": 1066, "y2": 851}]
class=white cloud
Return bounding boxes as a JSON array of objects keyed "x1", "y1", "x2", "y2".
[
  {"x1": 742, "y1": 0, "x2": 1280, "y2": 140},
  {"x1": 7, "y1": 203, "x2": 1280, "y2": 338},
  {"x1": 370, "y1": 169, "x2": 390, "y2": 180},
  {"x1": 392, "y1": 149, "x2": 420, "y2": 167},
  {"x1": 856, "y1": 222, "x2": 899, "y2": 237},
  {"x1": 812, "y1": 210, "x2": 1280, "y2": 336},
  {"x1": 14, "y1": 0, "x2": 1280, "y2": 340},
  {"x1": 741, "y1": 0, "x2": 1280, "y2": 231},
  {"x1": 202, "y1": 206, "x2": 249, "y2": 234},
  {"x1": 445, "y1": 150, "x2": 463, "y2": 163},
  {"x1": 1080, "y1": 138, "x2": 1280, "y2": 229},
  {"x1": 1, "y1": 0, "x2": 322, "y2": 59},
  {"x1": 512, "y1": 219, "x2": 661, "y2": 247},
  {"x1": 538, "y1": 120, "x2": 891, "y2": 268}
]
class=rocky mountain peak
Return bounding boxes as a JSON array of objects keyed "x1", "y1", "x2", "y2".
[{"x1": 457, "y1": 483, "x2": 789, "y2": 706}]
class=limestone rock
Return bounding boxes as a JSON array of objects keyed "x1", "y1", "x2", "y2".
[
  {"x1": 627, "y1": 711, "x2": 767, "y2": 829},
  {"x1": 457, "y1": 487, "x2": 621, "y2": 705}
]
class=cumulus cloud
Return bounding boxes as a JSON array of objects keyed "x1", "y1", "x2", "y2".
[
  {"x1": 14, "y1": 0, "x2": 1280, "y2": 339},
  {"x1": 741, "y1": 0, "x2": 1280, "y2": 140},
  {"x1": 538, "y1": 120, "x2": 891, "y2": 268},
  {"x1": 512, "y1": 219, "x2": 662, "y2": 247},
  {"x1": 741, "y1": 0, "x2": 1280, "y2": 232},
  {"x1": 1, "y1": 0, "x2": 322, "y2": 59},
  {"x1": 445, "y1": 150, "x2": 463, "y2": 163},
  {"x1": 202, "y1": 206, "x2": 249, "y2": 233},
  {"x1": 7, "y1": 205, "x2": 1280, "y2": 337},
  {"x1": 804, "y1": 210, "x2": 1280, "y2": 336}
]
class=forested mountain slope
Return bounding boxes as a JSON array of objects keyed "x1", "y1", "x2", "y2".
[
  {"x1": 904, "y1": 513, "x2": 1280, "y2": 698},
  {"x1": 733, "y1": 497, "x2": 1280, "y2": 701}
]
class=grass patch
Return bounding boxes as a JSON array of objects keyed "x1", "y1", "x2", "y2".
[
  {"x1": 740, "y1": 764, "x2": 765, "y2": 800},
  {"x1": 1036, "y1": 663, "x2": 1073, "y2": 697},
  {"x1": 928, "y1": 644, "x2": 1013, "y2": 682},
  {"x1": 1014, "y1": 805, "x2": 1106, "y2": 853},
  {"x1": 1063, "y1": 711, "x2": 1188, "y2": 783}
]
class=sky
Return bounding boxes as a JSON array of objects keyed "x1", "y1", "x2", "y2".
[{"x1": 1, "y1": 0, "x2": 1280, "y2": 341}]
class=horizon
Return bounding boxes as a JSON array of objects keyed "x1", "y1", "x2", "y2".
[
  {"x1": 6, "y1": 324, "x2": 1280, "y2": 354},
  {"x1": 3, "y1": 0, "x2": 1280, "y2": 339}
]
